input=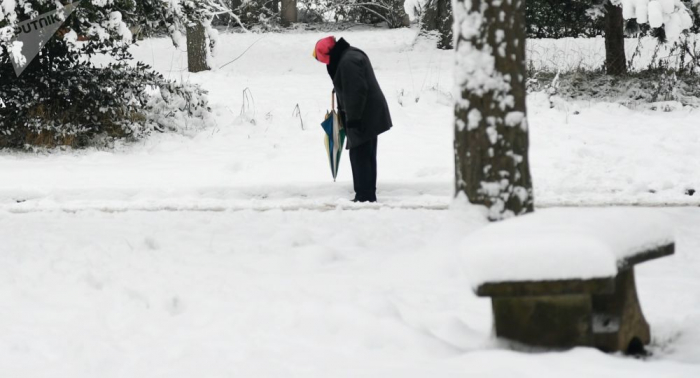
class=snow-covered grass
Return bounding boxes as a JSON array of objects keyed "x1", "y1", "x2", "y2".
[
  {"x1": 1, "y1": 27, "x2": 699, "y2": 376},
  {"x1": 527, "y1": 35, "x2": 700, "y2": 73},
  {"x1": 0, "y1": 207, "x2": 699, "y2": 376}
]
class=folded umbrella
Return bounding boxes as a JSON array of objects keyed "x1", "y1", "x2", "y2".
[{"x1": 320, "y1": 90, "x2": 346, "y2": 181}]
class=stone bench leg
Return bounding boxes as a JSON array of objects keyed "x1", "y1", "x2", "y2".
[
  {"x1": 492, "y1": 294, "x2": 595, "y2": 349},
  {"x1": 592, "y1": 268, "x2": 650, "y2": 353},
  {"x1": 490, "y1": 268, "x2": 651, "y2": 353}
]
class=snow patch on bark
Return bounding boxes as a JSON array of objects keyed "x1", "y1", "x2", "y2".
[
  {"x1": 614, "y1": 0, "x2": 694, "y2": 41},
  {"x1": 467, "y1": 108, "x2": 482, "y2": 130},
  {"x1": 505, "y1": 111, "x2": 526, "y2": 130}
]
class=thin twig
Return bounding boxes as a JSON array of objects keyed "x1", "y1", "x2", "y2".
[
  {"x1": 210, "y1": 0, "x2": 250, "y2": 33},
  {"x1": 220, "y1": 36, "x2": 266, "y2": 69},
  {"x1": 292, "y1": 104, "x2": 304, "y2": 130}
]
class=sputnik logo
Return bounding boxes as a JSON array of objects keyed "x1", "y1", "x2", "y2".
[{"x1": 11, "y1": 1, "x2": 82, "y2": 77}]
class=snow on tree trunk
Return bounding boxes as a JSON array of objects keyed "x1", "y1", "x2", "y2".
[
  {"x1": 187, "y1": 22, "x2": 210, "y2": 73},
  {"x1": 281, "y1": 0, "x2": 298, "y2": 26},
  {"x1": 421, "y1": 0, "x2": 454, "y2": 49},
  {"x1": 400, "y1": 0, "x2": 412, "y2": 26},
  {"x1": 453, "y1": 0, "x2": 534, "y2": 220},
  {"x1": 605, "y1": 1, "x2": 627, "y2": 75}
]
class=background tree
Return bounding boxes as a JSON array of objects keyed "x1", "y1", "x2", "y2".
[
  {"x1": 281, "y1": 0, "x2": 298, "y2": 26},
  {"x1": 144, "y1": 0, "x2": 245, "y2": 73},
  {"x1": 602, "y1": 0, "x2": 696, "y2": 74},
  {"x1": 420, "y1": 0, "x2": 453, "y2": 49},
  {"x1": 526, "y1": 1, "x2": 698, "y2": 75},
  {"x1": 453, "y1": 0, "x2": 534, "y2": 220},
  {"x1": 187, "y1": 22, "x2": 210, "y2": 72},
  {"x1": 604, "y1": 0, "x2": 627, "y2": 75}
]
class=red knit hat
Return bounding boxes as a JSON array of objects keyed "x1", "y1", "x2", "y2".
[{"x1": 313, "y1": 36, "x2": 336, "y2": 65}]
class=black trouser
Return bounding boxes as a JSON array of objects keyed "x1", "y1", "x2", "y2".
[{"x1": 349, "y1": 136, "x2": 378, "y2": 202}]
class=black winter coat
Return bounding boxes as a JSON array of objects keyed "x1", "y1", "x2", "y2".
[{"x1": 327, "y1": 38, "x2": 392, "y2": 149}]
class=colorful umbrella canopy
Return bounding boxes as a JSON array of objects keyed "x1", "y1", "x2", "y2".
[{"x1": 320, "y1": 109, "x2": 346, "y2": 181}]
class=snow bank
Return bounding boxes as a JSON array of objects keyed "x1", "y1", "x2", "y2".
[{"x1": 462, "y1": 208, "x2": 674, "y2": 287}]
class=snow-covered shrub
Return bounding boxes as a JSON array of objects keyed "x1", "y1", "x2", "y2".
[
  {"x1": 526, "y1": 35, "x2": 700, "y2": 107},
  {"x1": 337, "y1": 0, "x2": 408, "y2": 28},
  {"x1": 298, "y1": 4, "x2": 325, "y2": 23},
  {"x1": 686, "y1": 0, "x2": 700, "y2": 32},
  {"x1": 0, "y1": 0, "x2": 210, "y2": 149},
  {"x1": 527, "y1": 68, "x2": 700, "y2": 108},
  {"x1": 300, "y1": 0, "x2": 409, "y2": 28},
  {"x1": 526, "y1": 0, "x2": 603, "y2": 38},
  {"x1": 525, "y1": 1, "x2": 700, "y2": 39},
  {"x1": 0, "y1": 61, "x2": 209, "y2": 149},
  {"x1": 643, "y1": 32, "x2": 700, "y2": 72},
  {"x1": 230, "y1": 0, "x2": 280, "y2": 30},
  {"x1": 197, "y1": 1, "x2": 283, "y2": 31},
  {"x1": 591, "y1": 0, "x2": 699, "y2": 41}
]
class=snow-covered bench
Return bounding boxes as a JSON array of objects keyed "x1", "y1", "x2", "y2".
[{"x1": 462, "y1": 208, "x2": 675, "y2": 353}]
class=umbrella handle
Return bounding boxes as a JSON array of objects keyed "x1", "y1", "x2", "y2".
[{"x1": 331, "y1": 89, "x2": 336, "y2": 111}]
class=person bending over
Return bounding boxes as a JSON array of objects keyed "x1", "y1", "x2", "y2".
[{"x1": 313, "y1": 36, "x2": 392, "y2": 203}]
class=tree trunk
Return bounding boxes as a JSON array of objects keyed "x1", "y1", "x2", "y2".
[
  {"x1": 453, "y1": 0, "x2": 534, "y2": 220},
  {"x1": 400, "y1": 0, "x2": 411, "y2": 27},
  {"x1": 605, "y1": 2, "x2": 627, "y2": 75},
  {"x1": 281, "y1": 0, "x2": 297, "y2": 27},
  {"x1": 265, "y1": 0, "x2": 279, "y2": 13},
  {"x1": 186, "y1": 22, "x2": 209, "y2": 73},
  {"x1": 421, "y1": 0, "x2": 453, "y2": 49}
]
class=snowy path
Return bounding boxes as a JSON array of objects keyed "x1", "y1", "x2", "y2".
[
  {"x1": 1, "y1": 207, "x2": 699, "y2": 377},
  {"x1": 2, "y1": 195, "x2": 697, "y2": 214}
]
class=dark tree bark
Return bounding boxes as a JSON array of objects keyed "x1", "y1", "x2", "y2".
[
  {"x1": 421, "y1": 0, "x2": 453, "y2": 49},
  {"x1": 281, "y1": 0, "x2": 298, "y2": 26},
  {"x1": 186, "y1": 22, "x2": 210, "y2": 73},
  {"x1": 453, "y1": 0, "x2": 534, "y2": 220},
  {"x1": 604, "y1": 1, "x2": 627, "y2": 75},
  {"x1": 400, "y1": 0, "x2": 411, "y2": 27},
  {"x1": 265, "y1": 0, "x2": 280, "y2": 13}
]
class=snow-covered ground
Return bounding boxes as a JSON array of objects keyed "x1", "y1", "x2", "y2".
[
  {"x1": 1, "y1": 207, "x2": 699, "y2": 376},
  {"x1": 1, "y1": 28, "x2": 699, "y2": 376},
  {"x1": 0, "y1": 29, "x2": 698, "y2": 209}
]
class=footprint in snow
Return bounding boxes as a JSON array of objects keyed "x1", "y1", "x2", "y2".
[{"x1": 166, "y1": 296, "x2": 185, "y2": 316}]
